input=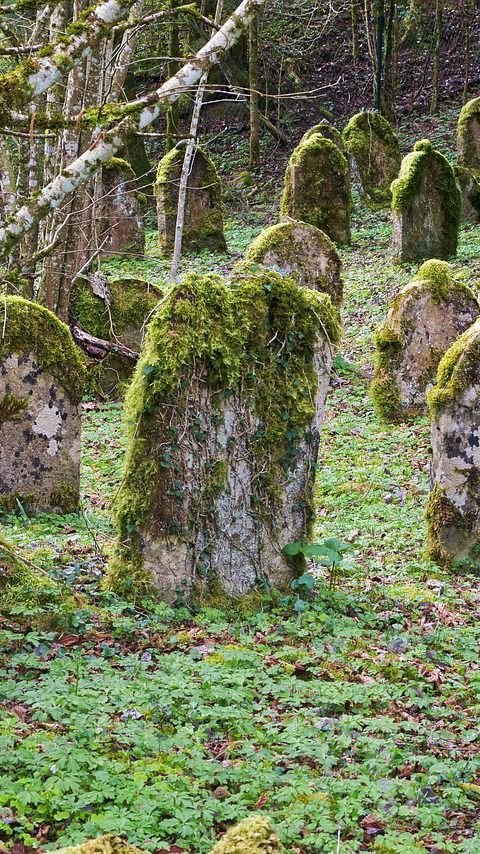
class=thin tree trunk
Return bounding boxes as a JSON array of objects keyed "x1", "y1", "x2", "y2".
[
  {"x1": 169, "y1": 0, "x2": 224, "y2": 282},
  {"x1": 430, "y1": 0, "x2": 443, "y2": 114},
  {"x1": 463, "y1": 0, "x2": 472, "y2": 103},
  {"x1": 249, "y1": 14, "x2": 260, "y2": 166},
  {"x1": 351, "y1": 0, "x2": 358, "y2": 62}
]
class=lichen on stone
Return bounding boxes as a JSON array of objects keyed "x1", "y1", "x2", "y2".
[
  {"x1": 342, "y1": 110, "x2": 400, "y2": 208},
  {"x1": 108, "y1": 270, "x2": 341, "y2": 600},
  {"x1": 209, "y1": 816, "x2": 283, "y2": 854},
  {"x1": 280, "y1": 133, "x2": 351, "y2": 246}
]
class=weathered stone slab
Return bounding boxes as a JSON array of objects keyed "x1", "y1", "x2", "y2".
[
  {"x1": 371, "y1": 260, "x2": 479, "y2": 422},
  {"x1": 426, "y1": 318, "x2": 480, "y2": 565},
  {"x1": 70, "y1": 275, "x2": 161, "y2": 398},
  {"x1": 454, "y1": 165, "x2": 480, "y2": 224},
  {"x1": 342, "y1": 110, "x2": 401, "y2": 209},
  {"x1": 109, "y1": 271, "x2": 341, "y2": 601},
  {"x1": 155, "y1": 144, "x2": 226, "y2": 255},
  {"x1": 457, "y1": 97, "x2": 480, "y2": 172},
  {"x1": 100, "y1": 158, "x2": 145, "y2": 258},
  {"x1": 391, "y1": 140, "x2": 461, "y2": 262},
  {"x1": 280, "y1": 134, "x2": 351, "y2": 246},
  {"x1": 240, "y1": 219, "x2": 343, "y2": 305},
  {"x1": 0, "y1": 297, "x2": 86, "y2": 513}
]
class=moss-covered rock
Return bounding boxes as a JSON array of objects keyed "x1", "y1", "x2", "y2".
[
  {"x1": 457, "y1": 97, "x2": 480, "y2": 172},
  {"x1": 238, "y1": 219, "x2": 343, "y2": 305},
  {"x1": 454, "y1": 165, "x2": 480, "y2": 224},
  {"x1": 54, "y1": 836, "x2": 145, "y2": 854},
  {"x1": 109, "y1": 270, "x2": 341, "y2": 602},
  {"x1": 371, "y1": 260, "x2": 479, "y2": 422},
  {"x1": 391, "y1": 140, "x2": 461, "y2": 262},
  {"x1": 70, "y1": 276, "x2": 162, "y2": 398},
  {"x1": 280, "y1": 134, "x2": 351, "y2": 246},
  {"x1": 0, "y1": 297, "x2": 86, "y2": 514},
  {"x1": 342, "y1": 110, "x2": 400, "y2": 209},
  {"x1": 426, "y1": 317, "x2": 480, "y2": 565},
  {"x1": 155, "y1": 144, "x2": 226, "y2": 256},
  {"x1": 210, "y1": 816, "x2": 283, "y2": 854}
]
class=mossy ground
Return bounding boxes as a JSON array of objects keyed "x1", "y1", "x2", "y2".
[{"x1": 2, "y1": 113, "x2": 480, "y2": 852}]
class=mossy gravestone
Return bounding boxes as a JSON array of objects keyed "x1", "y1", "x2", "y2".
[
  {"x1": 371, "y1": 260, "x2": 479, "y2": 423},
  {"x1": 426, "y1": 318, "x2": 480, "y2": 565},
  {"x1": 71, "y1": 275, "x2": 161, "y2": 397},
  {"x1": 155, "y1": 144, "x2": 226, "y2": 255},
  {"x1": 342, "y1": 111, "x2": 400, "y2": 209},
  {"x1": 457, "y1": 97, "x2": 480, "y2": 172},
  {"x1": 109, "y1": 271, "x2": 341, "y2": 601},
  {"x1": 0, "y1": 297, "x2": 86, "y2": 513},
  {"x1": 454, "y1": 165, "x2": 480, "y2": 224},
  {"x1": 240, "y1": 220, "x2": 343, "y2": 306},
  {"x1": 391, "y1": 140, "x2": 461, "y2": 262},
  {"x1": 280, "y1": 134, "x2": 351, "y2": 246},
  {"x1": 100, "y1": 158, "x2": 145, "y2": 258}
]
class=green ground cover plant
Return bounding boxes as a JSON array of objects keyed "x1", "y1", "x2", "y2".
[{"x1": 2, "y1": 112, "x2": 480, "y2": 852}]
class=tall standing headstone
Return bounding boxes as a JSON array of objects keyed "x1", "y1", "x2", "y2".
[
  {"x1": 391, "y1": 140, "x2": 461, "y2": 262},
  {"x1": 109, "y1": 271, "x2": 341, "y2": 601},
  {"x1": 0, "y1": 297, "x2": 86, "y2": 513},
  {"x1": 240, "y1": 220, "x2": 343, "y2": 305},
  {"x1": 155, "y1": 144, "x2": 226, "y2": 255},
  {"x1": 342, "y1": 111, "x2": 401, "y2": 209},
  {"x1": 100, "y1": 158, "x2": 145, "y2": 258},
  {"x1": 457, "y1": 97, "x2": 480, "y2": 172},
  {"x1": 371, "y1": 260, "x2": 479, "y2": 422},
  {"x1": 280, "y1": 134, "x2": 351, "y2": 246},
  {"x1": 426, "y1": 318, "x2": 480, "y2": 565}
]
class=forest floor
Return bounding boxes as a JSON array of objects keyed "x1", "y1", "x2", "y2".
[{"x1": 2, "y1": 112, "x2": 480, "y2": 853}]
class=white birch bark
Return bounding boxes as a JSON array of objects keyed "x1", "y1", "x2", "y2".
[{"x1": 0, "y1": 0, "x2": 265, "y2": 260}]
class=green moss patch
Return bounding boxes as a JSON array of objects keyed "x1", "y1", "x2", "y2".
[
  {"x1": 210, "y1": 816, "x2": 283, "y2": 854},
  {"x1": 428, "y1": 317, "x2": 480, "y2": 417},
  {"x1": 0, "y1": 297, "x2": 86, "y2": 405},
  {"x1": 71, "y1": 277, "x2": 161, "y2": 343},
  {"x1": 0, "y1": 535, "x2": 58, "y2": 610}
]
